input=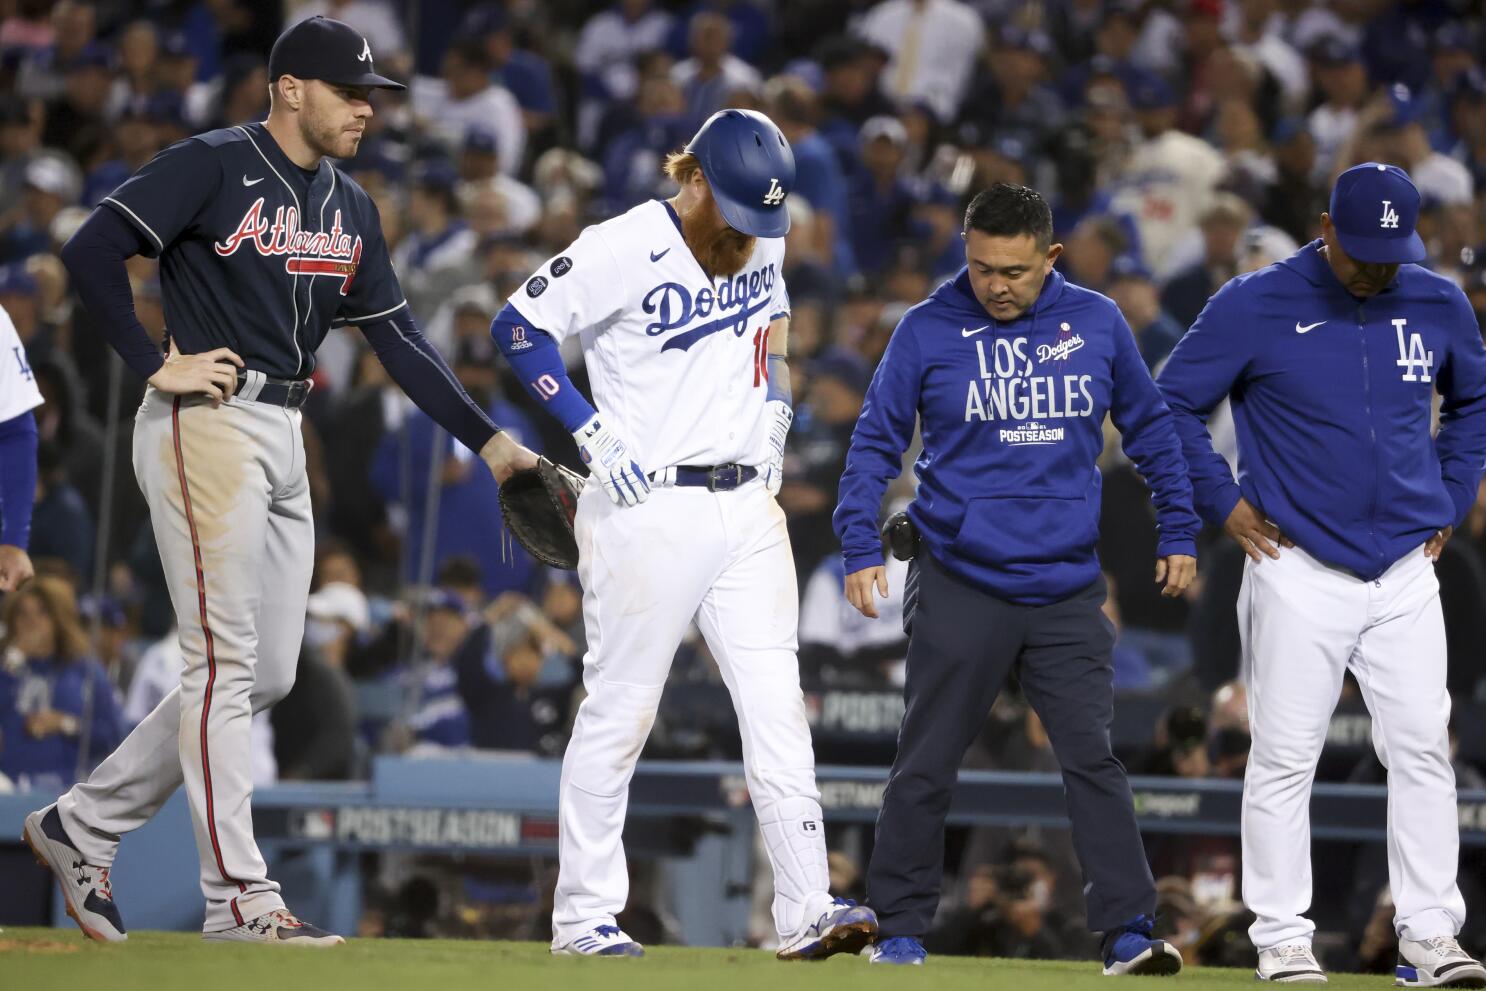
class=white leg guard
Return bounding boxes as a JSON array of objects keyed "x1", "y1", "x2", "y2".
[{"x1": 756, "y1": 795, "x2": 833, "y2": 936}]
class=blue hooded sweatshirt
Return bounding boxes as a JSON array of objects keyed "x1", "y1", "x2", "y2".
[
  {"x1": 834, "y1": 268, "x2": 1201, "y2": 606},
  {"x1": 1157, "y1": 239, "x2": 1486, "y2": 581}
]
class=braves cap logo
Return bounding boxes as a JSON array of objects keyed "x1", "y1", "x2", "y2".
[{"x1": 357, "y1": 38, "x2": 372, "y2": 64}]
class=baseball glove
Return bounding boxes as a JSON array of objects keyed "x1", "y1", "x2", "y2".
[{"x1": 498, "y1": 457, "x2": 587, "y2": 569}]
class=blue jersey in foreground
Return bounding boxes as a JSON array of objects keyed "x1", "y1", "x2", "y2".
[
  {"x1": 835, "y1": 268, "x2": 1200, "y2": 606},
  {"x1": 1157, "y1": 240, "x2": 1486, "y2": 581}
]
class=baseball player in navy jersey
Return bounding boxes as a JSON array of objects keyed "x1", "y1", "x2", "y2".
[
  {"x1": 24, "y1": 18, "x2": 537, "y2": 945},
  {"x1": 492, "y1": 109, "x2": 878, "y2": 959},
  {"x1": 1159, "y1": 164, "x2": 1486, "y2": 986}
]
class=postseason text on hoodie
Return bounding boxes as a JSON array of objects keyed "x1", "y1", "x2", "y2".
[
  {"x1": 834, "y1": 268, "x2": 1201, "y2": 606},
  {"x1": 1157, "y1": 240, "x2": 1486, "y2": 581}
]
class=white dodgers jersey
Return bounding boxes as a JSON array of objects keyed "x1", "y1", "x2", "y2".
[
  {"x1": 0, "y1": 302, "x2": 43, "y2": 423},
  {"x1": 508, "y1": 199, "x2": 790, "y2": 471}
]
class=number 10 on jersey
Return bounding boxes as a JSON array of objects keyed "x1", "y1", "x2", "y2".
[{"x1": 751, "y1": 326, "x2": 771, "y2": 387}]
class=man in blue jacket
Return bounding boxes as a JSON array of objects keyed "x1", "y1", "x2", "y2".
[
  {"x1": 834, "y1": 184, "x2": 1199, "y2": 974},
  {"x1": 1158, "y1": 163, "x2": 1486, "y2": 987}
]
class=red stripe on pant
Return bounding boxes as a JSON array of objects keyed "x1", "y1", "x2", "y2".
[{"x1": 172, "y1": 397, "x2": 248, "y2": 928}]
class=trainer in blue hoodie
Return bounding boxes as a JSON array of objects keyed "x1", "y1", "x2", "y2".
[
  {"x1": 834, "y1": 184, "x2": 1198, "y2": 975},
  {"x1": 1156, "y1": 163, "x2": 1486, "y2": 984}
]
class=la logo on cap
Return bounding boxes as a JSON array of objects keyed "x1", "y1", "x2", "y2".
[{"x1": 1380, "y1": 201, "x2": 1400, "y2": 229}]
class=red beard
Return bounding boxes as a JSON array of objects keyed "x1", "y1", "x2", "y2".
[{"x1": 685, "y1": 215, "x2": 756, "y2": 278}]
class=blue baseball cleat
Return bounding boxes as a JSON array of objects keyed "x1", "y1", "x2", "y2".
[
  {"x1": 777, "y1": 897, "x2": 879, "y2": 960},
  {"x1": 869, "y1": 936, "x2": 927, "y2": 965},
  {"x1": 1102, "y1": 914, "x2": 1184, "y2": 976}
]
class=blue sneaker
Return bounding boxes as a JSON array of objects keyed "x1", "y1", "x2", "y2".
[
  {"x1": 870, "y1": 936, "x2": 927, "y2": 965},
  {"x1": 777, "y1": 897, "x2": 879, "y2": 960},
  {"x1": 1102, "y1": 914, "x2": 1183, "y2": 976}
]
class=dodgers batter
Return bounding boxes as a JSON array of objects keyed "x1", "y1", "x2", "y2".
[
  {"x1": 493, "y1": 109, "x2": 878, "y2": 958},
  {"x1": 26, "y1": 18, "x2": 536, "y2": 944},
  {"x1": 1159, "y1": 164, "x2": 1486, "y2": 986}
]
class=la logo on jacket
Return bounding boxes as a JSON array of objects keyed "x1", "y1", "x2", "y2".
[{"x1": 1393, "y1": 318, "x2": 1433, "y2": 383}]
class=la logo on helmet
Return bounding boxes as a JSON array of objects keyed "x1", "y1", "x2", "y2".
[
  {"x1": 762, "y1": 178, "x2": 784, "y2": 206},
  {"x1": 1380, "y1": 200, "x2": 1400, "y2": 229}
]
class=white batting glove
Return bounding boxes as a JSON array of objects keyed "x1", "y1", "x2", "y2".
[
  {"x1": 573, "y1": 413, "x2": 650, "y2": 507},
  {"x1": 763, "y1": 400, "x2": 793, "y2": 497}
]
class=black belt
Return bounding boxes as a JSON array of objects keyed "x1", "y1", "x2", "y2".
[
  {"x1": 234, "y1": 371, "x2": 313, "y2": 409},
  {"x1": 657, "y1": 464, "x2": 758, "y2": 491}
]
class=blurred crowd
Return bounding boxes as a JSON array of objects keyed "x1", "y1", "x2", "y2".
[{"x1": 2, "y1": 0, "x2": 1486, "y2": 960}]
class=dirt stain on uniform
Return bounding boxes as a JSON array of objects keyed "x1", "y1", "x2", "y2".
[{"x1": 155, "y1": 401, "x2": 250, "y2": 556}]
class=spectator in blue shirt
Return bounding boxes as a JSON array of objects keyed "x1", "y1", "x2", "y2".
[
  {"x1": 848, "y1": 115, "x2": 923, "y2": 276},
  {"x1": 766, "y1": 76, "x2": 855, "y2": 278},
  {"x1": 405, "y1": 589, "x2": 474, "y2": 749},
  {"x1": 371, "y1": 335, "x2": 542, "y2": 598},
  {"x1": 1106, "y1": 256, "x2": 1184, "y2": 371},
  {"x1": 665, "y1": 0, "x2": 773, "y2": 66},
  {"x1": 0, "y1": 576, "x2": 124, "y2": 793},
  {"x1": 462, "y1": 4, "x2": 558, "y2": 135}
]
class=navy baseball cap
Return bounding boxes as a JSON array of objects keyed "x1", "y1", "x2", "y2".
[
  {"x1": 269, "y1": 16, "x2": 405, "y2": 91},
  {"x1": 1109, "y1": 253, "x2": 1153, "y2": 283},
  {"x1": 685, "y1": 109, "x2": 796, "y2": 238},
  {"x1": 1329, "y1": 162, "x2": 1426, "y2": 264},
  {"x1": 1130, "y1": 73, "x2": 1176, "y2": 110}
]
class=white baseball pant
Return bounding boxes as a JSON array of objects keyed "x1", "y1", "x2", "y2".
[
  {"x1": 552, "y1": 479, "x2": 832, "y2": 947},
  {"x1": 1240, "y1": 542, "x2": 1465, "y2": 950}
]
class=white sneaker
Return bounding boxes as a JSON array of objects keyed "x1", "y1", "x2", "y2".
[
  {"x1": 1257, "y1": 942, "x2": 1328, "y2": 983},
  {"x1": 1397, "y1": 936, "x2": 1486, "y2": 988},
  {"x1": 203, "y1": 909, "x2": 344, "y2": 946},
  {"x1": 551, "y1": 924, "x2": 645, "y2": 957},
  {"x1": 776, "y1": 897, "x2": 879, "y2": 960}
]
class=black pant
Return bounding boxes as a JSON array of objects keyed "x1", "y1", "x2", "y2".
[{"x1": 867, "y1": 552, "x2": 1155, "y2": 938}]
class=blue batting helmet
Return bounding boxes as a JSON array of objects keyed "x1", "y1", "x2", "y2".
[{"x1": 684, "y1": 109, "x2": 796, "y2": 238}]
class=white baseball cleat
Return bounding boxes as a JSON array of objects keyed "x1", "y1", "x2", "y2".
[
  {"x1": 203, "y1": 909, "x2": 344, "y2": 946},
  {"x1": 1396, "y1": 936, "x2": 1486, "y2": 988},
  {"x1": 22, "y1": 804, "x2": 126, "y2": 943},
  {"x1": 776, "y1": 897, "x2": 879, "y2": 960},
  {"x1": 551, "y1": 924, "x2": 645, "y2": 957},
  {"x1": 1256, "y1": 942, "x2": 1328, "y2": 983}
]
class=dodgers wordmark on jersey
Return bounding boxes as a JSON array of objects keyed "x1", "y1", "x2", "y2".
[
  {"x1": 506, "y1": 199, "x2": 790, "y2": 471},
  {"x1": 0, "y1": 303, "x2": 42, "y2": 423}
]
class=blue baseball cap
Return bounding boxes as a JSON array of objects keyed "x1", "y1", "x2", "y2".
[
  {"x1": 1129, "y1": 73, "x2": 1176, "y2": 110},
  {"x1": 1109, "y1": 253, "x2": 1153, "y2": 283},
  {"x1": 0, "y1": 263, "x2": 38, "y2": 296},
  {"x1": 1329, "y1": 162, "x2": 1425, "y2": 264},
  {"x1": 684, "y1": 108, "x2": 796, "y2": 238}
]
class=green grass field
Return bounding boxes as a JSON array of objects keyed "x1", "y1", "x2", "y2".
[{"x1": 0, "y1": 927, "x2": 1402, "y2": 991}]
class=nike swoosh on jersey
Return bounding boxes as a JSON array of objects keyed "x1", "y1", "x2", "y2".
[
  {"x1": 1295, "y1": 321, "x2": 1325, "y2": 334},
  {"x1": 242, "y1": 175, "x2": 265, "y2": 187},
  {"x1": 962, "y1": 325, "x2": 990, "y2": 337},
  {"x1": 650, "y1": 248, "x2": 670, "y2": 262}
]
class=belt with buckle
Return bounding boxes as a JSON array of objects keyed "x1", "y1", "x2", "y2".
[
  {"x1": 665, "y1": 464, "x2": 757, "y2": 491},
  {"x1": 234, "y1": 370, "x2": 313, "y2": 409}
]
